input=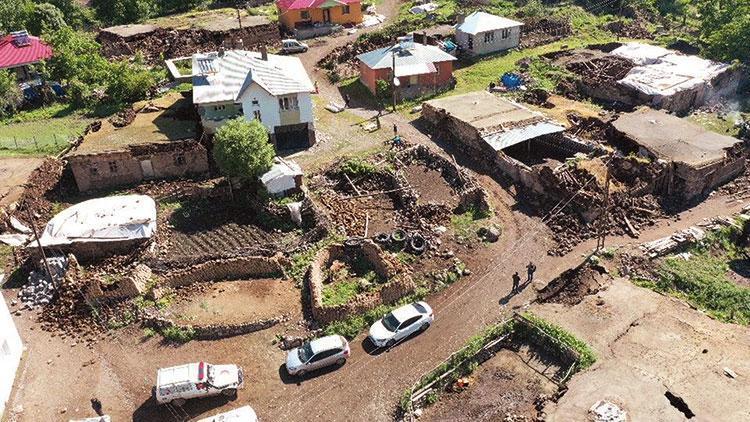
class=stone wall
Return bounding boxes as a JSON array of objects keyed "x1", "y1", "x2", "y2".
[
  {"x1": 162, "y1": 254, "x2": 285, "y2": 288},
  {"x1": 85, "y1": 264, "x2": 152, "y2": 301},
  {"x1": 306, "y1": 240, "x2": 416, "y2": 324},
  {"x1": 146, "y1": 314, "x2": 288, "y2": 340},
  {"x1": 97, "y1": 22, "x2": 281, "y2": 63}
]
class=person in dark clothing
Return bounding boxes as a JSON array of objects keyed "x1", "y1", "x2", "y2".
[
  {"x1": 344, "y1": 94, "x2": 351, "y2": 108},
  {"x1": 512, "y1": 272, "x2": 521, "y2": 293},
  {"x1": 393, "y1": 123, "x2": 398, "y2": 136},
  {"x1": 91, "y1": 398, "x2": 103, "y2": 416},
  {"x1": 526, "y1": 261, "x2": 537, "y2": 283}
]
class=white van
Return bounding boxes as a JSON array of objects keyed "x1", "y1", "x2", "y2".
[
  {"x1": 156, "y1": 362, "x2": 244, "y2": 405},
  {"x1": 196, "y1": 405, "x2": 259, "y2": 422}
]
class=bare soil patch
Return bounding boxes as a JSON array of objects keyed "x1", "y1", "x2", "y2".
[
  {"x1": 403, "y1": 164, "x2": 458, "y2": 208},
  {"x1": 166, "y1": 278, "x2": 301, "y2": 325},
  {"x1": 421, "y1": 348, "x2": 558, "y2": 422}
]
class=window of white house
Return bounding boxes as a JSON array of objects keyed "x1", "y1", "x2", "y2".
[
  {"x1": 342, "y1": 5, "x2": 350, "y2": 14},
  {"x1": 278, "y1": 96, "x2": 299, "y2": 111},
  {"x1": 501, "y1": 29, "x2": 510, "y2": 39},
  {"x1": 484, "y1": 31, "x2": 494, "y2": 43},
  {"x1": 253, "y1": 110, "x2": 262, "y2": 121},
  {"x1": 252, "y1": 99, "x2": 259, "y2": 105},
  {"x1": 108, "y1": 161, "x2": 118, "y2": 173},
  {"x1": 301, "y1": 10, "x2": 310, "y2": 19}
]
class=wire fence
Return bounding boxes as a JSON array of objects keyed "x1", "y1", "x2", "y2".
[{"x1": 0, "y1": 134, "x2": 75, "y2": 155}]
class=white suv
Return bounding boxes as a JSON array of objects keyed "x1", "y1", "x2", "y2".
[
  {"x1": 286, "y1": 335, "x2": 350, "y2": 376},
  {"x1": 155, "y1": 362, "x2": 244, "y2": 405},
  {"x1": 368, "y1": 301, "x2": 434, "y2": 348}
]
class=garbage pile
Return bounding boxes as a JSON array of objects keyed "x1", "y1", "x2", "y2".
[{"x1": 17, "y1": 256, "x2": 68, "y2": 307}]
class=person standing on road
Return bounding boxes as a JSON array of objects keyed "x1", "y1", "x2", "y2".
[
  {"x1": 526, "y1": 261, "x2": 537, "y2": 283},
  {"x1": 393, "y1": 123, "x2": 398, "y2": 136},
  {"x1": 512, "y1": 272, "x2": 521, "y2": 293},
  {"x1": 91, "y1": 398, "x2": 103, "y2": 416},
  {"x1": 344, "y1": 94, "x2": 351, "y2": 108}
]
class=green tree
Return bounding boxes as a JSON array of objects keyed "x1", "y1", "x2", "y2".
[
  {"x1": 106, "y1": 60, "x2": 156, "y2": 104},
  {"x1": 42, "y1": 27, "x2": 109, "y2": 84},
  {"x1": 45, "y1": 0, "x2": 97, "y2": 29},
  {"x1": 91, "y1": 0, "x2": 153, "y2": 25},
  {"x1": 158, "y1": 0, "x2": 204, "y2": 15},
  {"x1": 0, "y1": 0, "x2": 34, "y2": 33},
  {"x1": 28, "y1": 3, "x2": 67, "y2": 35},
  {"x1": 0, "y1": 70, "x2": 24, "y2": 118},
  {"x1": 213, "y1": 117, "x2": 275, "y2": 180},
  {"x1": 696, "y1": 0, "x2": 750, "y2": 62}
]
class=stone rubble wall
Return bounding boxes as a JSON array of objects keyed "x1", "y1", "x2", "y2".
[
  {"x1": 306, "y1": 241, "x2": 416, "y2": 324},
  {"x1": 85, "y1": 264, "x2": 152, "y2": 301},
  {"x1": 162, "y1": 254, "x2": 286, "y2": 288},
  {"x1": 146, "y1": 314, "x2": 289, "y2": 340}
]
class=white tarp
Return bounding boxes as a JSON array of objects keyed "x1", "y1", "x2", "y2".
[
  {"x1": 0, "y1": 234, "x2": 29, "y2": 247},
  {"x1": 196, "y1": 406, "x2": 258, "y2": 422},
  {"x1": 37, "y1": 195, "x2": 157, "y2": 247},
  {"x1": 260, "y1": 158, "x2": 303, "y2": 195},
  {"x1": 612, "y1": 42, "x2": 730, "y2": 97}
]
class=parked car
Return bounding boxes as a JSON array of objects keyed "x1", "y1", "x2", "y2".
[
  {"x1": 155, "y1": 361, "x2": 244, "y2": 405},
  {"x1": 286, "y1": 334, "x2": 350, "y2": 376},
  {"x1": 281, "y1": 39, "x2": 309, "y2": 54},
  {"x1": 368, "y1": 301, "x2": 434, "y2": 348},
  {"x1": 196, "y1": 405, "x2": 258, "y2": 422}
]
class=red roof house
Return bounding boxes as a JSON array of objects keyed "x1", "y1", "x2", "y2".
[{"x1": 0, "y1": 31, "x2": 53, "y2": 81}]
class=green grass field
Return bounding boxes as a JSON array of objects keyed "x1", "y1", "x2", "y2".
[{"x1": 0, "y1": 107, "x2": 92, "y2": 156}]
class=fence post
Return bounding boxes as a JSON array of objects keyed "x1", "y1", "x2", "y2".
[
  {"x1": 33, "y1": 136, "x2": 38, "y2": 151},
  {"x1": 14, "y1": 136, "x2": 18, "y2": 149}
]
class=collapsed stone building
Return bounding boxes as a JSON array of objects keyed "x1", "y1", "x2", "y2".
[
  {"x1": 610, "y1": 107, "x2": 746, "y2": 201},
  {"x1": 67, "y1": 93, "x2": 209, "y2": 193},
  {"x1": 97, "y1": 15, "x2": 280, "y2": 64},
  {"x1": 550, "y1": 42, "x2": 741, "y2": 115}
]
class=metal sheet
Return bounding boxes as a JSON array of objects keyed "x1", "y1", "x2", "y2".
[{"x1": 483, "y1": 121, "x2": 566, "y2": 151}]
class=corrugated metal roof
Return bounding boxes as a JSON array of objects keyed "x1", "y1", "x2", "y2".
[
  {"x1": 456, "y1": 11, "x2": 523, "y2": 35},
  {"x1": 483, "y1": 121, "x2": 565, "y2": 151},
  {"x1": 357, "y1": 42, "x2": 456, "y2": 70},
  {"x1": 0, "y1": 32, "x2": 53, "y2": 69},
  {"x1": 192, "y1": 50, "x2": 314, "y2": 104},
  {"x1": 277, "y1": 0, "x2": 358, "y2": 11}
]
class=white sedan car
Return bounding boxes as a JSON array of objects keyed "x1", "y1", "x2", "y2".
[
  {"x1": 286, "y1": 335, "x2": 350, "y2": 376},
  {"x1": 368, "y1": 301, "x2": 434, "y2": 348}
]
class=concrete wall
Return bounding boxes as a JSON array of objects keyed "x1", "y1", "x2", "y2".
[
  {"x1": 456, "y1": 26, "x2": 521, "y2": 55},
  {"x1": 0, "y1": 287, "x2": 23, "y2": 417},
  {"x1": 68, "y1": 142, "x2": 209, "y2": 192},
  {"x1": 279, "y1": 3, "x2": 363, "y2": 31}
]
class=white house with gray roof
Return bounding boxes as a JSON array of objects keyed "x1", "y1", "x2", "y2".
[
  {"x1": 192, "y1": 49, "x2": 316, "y2": 150},
  {"x1": 456, "y1": 11, "x2": 523, "y2": 56}
]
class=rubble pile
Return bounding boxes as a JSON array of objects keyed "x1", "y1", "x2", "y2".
[
  {"x1": 13, "y1": 158, "x2": 68, "y2": 227},
  {"x1": 538, "y1": 262, "x2": 608, "y2": 305},
  {"x1": 108, "y1": 107, "x2": 136, "y2": 128},
  {"x1": 566, "y1": 113, "x2": 610, "y2": 142},
  {"x1": 605, "y1": 19, "x2": 653, "y2": 39},
  {"x1": 565, "y1": 55, "x2": 634, "y2": 83},
  {"x1": 518, "y1": 17, "x2": 572, "y2": 49},
  {"x1": 17, "y1": 256, "x2": 68, "y2": 307}
]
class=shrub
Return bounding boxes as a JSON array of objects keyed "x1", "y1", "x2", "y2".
[
  {"x1": 106, "y1": 60, "x2": 157, "y2": 104},
  {"x1": 0, "y1": 70, "x2": 24, "y2": 118},
  {"x1": 340, "y1": 157, "x2": 377, "y2": 178},
  {"x1": 213, "y1": 117, "x2": 275, "y2": 180},
  {"x1": 161, "y1": 325, "x2": 196, "y2": 343},
  {"x1": 29, "y1": 3, "x2": 67, "y2": 35}
]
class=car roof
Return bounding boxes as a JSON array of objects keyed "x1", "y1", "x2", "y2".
[
  {"x1": 309, "y1": 335, "x2": 344, "y2": 353},
  {"x1": 391, "y1": 303, "x2": 421, "y2": 321}
]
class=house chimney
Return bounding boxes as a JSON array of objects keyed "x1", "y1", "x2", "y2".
[{"x1": 260, "y1": 45, "x2": 268, "y2": 61}]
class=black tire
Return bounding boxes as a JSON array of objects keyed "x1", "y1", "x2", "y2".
[
  {"x1": 420, "y1": 322, "x2": 430, "y2": 331},
  {"x1": 386, "y1": 339, "x2": 395, "y2": 348},
  {"x1": 336, "y1": 357, "x2": 346, "y2": 366},
  {"x1": 222, "y1": 388, "x2": 237, "y2": 397},
  {"x1": 172, "y1": 398, "x2": 186, "y2": 407},
  {"x1": 296, "y1": 369, "x2": 306, "y2": 377}
]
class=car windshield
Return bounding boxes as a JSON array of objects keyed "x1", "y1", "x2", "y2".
[
  {"x1": 382, "y1": 313, "x2": 400, "y2": 332},
  {"x1": 298, "y1": 342, "x2": 314, "y2": 362},
  {"x1": 413, "y1": 303, "x2": 427, "y2": 313}
]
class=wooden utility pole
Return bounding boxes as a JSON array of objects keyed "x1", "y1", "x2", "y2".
[
  {"x1": 596, "y1": 164, "x2": 611, "y2": 252},
  {"x1": 237, "y1": 2, "x2": 243, "y2": 29},
  {"x1": 26, "y1": 208, "x2": 54, "y2": 284},
  {"x1": 391, "y1": 50, "x2": 397, "y2": 113}
]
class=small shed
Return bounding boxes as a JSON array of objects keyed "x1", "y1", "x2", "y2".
[
  {"x1": 260, "y1": 157, "x2": 304, "y2": 196},
  {"x1": 455, "y1": 11, "x2": 523, "y2": 56}
]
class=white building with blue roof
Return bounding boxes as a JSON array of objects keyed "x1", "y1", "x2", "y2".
[{"x1": 456, "y1": 11, "x2": 523, "y2": 56}]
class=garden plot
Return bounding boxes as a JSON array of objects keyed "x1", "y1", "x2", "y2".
[
  {"x1": 164, "y1": 278, "x2": 301, "y2": 326},
  {"x1": 420, "y1": 348, "x2": 558, "y2": 421}
]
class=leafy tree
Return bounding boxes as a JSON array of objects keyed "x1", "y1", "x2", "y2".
[
  {"x1": 0, "y1": 0, "x2": 34, "y2": 33},
  {"x1": 213, "y1": 117, "x2": 275, "y2": 180},
  {"x1": 44, "y1": 0, "x2": 97, "y2": 29},
  {"x1": 106, "y1": 60, "x2": 156, "y2": 104},
  {"x1": 158, "y1": 0, "x2": 204, "y2": 15},
  {"x1": 28, "y1": 3, "x2": 67, "y2": 35},
  {"x1": 695, "y1": 0, "x2": 750, "y2": 62},
  {"x1": 91, "y1": 0, "x2": 153, "y2": 26},
  {"x1": 0, "y1": 70, "x2": 24, "y2": 118}
]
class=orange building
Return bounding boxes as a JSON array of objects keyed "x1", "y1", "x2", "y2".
[
  {"x1": 277, "y1": 0, "x2": 363, "y2": 31},
  {"x1": 357, "y1": 38, "x2": 457, "y2": 99}
]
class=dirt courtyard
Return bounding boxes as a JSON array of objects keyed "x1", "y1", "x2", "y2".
[
  {"x1": 532, "y1": 277, "x2": 750, "y2": 421},
  {"x1": 0, "y1": 157, "x2": 43, "y2": 208},
  {"x1": 421, "y1": 348, "x2": 559, "y2": 421},
  {"x1": 166, "y1": 279, "x2": 301, "y2": 325}
]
